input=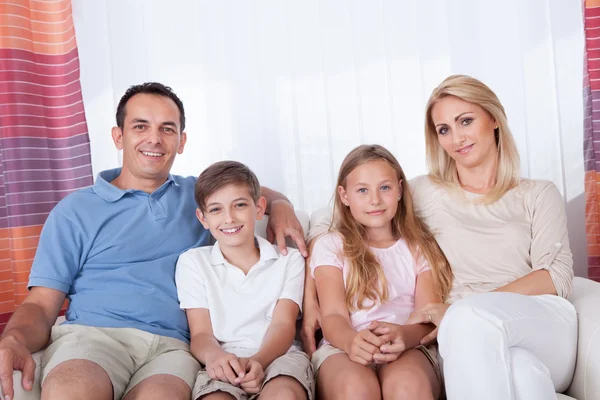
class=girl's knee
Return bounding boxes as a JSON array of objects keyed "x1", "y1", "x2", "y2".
[
  {"x1": 381, "y1": 367, "x2": 434, "y2": 400},
  {"x1": 318, "y1": 371, "x2": 381, "y2": 400}
]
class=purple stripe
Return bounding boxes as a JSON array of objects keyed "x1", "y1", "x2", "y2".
[
  {"x1": 6, "y1": 201, "x2": 57, "y2": 216},
  {"x1": 0, "y1": 134, "x2": 91, "y2": 149},
  {"x1": 2, "y1": 145, "x2": 90, "y2": 161},
  {"x1": 4, "y1": 166, "x2": 93, "y2": 183},
  {"x1": 5, "y1": 175, "x2": 92, "y2": 193},
  {"x1": 3, "y1": 154, "x2": 92, "y2": 172}
]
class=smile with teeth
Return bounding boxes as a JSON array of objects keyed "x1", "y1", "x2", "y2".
[
  {"x1": 220, "y1": 226, "x2": 243, "y2": 234},
  {"x1": 141, "y1": 151, "x2": 164, "y2": 157}
]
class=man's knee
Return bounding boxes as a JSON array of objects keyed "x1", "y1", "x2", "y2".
[
  {"x1": 123, "y1": 374, "x2": 191, "y2": 400},
  {"x1": 41, "y1": 359, "x2": 113, "y2": 400}
]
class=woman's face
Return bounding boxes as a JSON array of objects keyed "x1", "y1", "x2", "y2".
[{"x1": 430, "y1": 95, "x2": 498, "y2": 171}]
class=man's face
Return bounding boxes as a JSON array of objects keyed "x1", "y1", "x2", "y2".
[{"x1": 112, "y1": 93, "x2": 187, "y2": 183}]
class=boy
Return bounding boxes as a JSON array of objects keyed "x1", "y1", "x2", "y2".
[{"x1": 175, "y1": 161, "x2": 313, "y2": 400}]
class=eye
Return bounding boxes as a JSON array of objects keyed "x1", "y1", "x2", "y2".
[
  {"x1": 209, "y1": 207, "x2": 221, "y2": 213},
  {"x1": 357, "y1": 188, "x2": 367, "y2": 194},
  {"x1": 234, "y1": 202, "x2": 247, "y2": 208},
  {"x1": 133, "y1": 124, "x2": 146, "y2": 130},
  {"x1": 380, "y1": 185, "x2": 391, "y2": 191},
  {"x1": 437, "y1": 126, "x2": 448, "y2": 135},
  {"x1": 163, "y1": 126, "x2": 176, "y2": 133},
  {"x1": 461, "y1": 117, "x2": 473, "y2": 126}
]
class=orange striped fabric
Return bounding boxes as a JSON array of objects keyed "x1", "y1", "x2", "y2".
[{"x1": 0, "y1": 0, "x2": 93, "y2": 330}]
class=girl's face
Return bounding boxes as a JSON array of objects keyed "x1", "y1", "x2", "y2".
[
  {"x1": 430, "y1": 95, "x2": 498, "y2": 171},
  {"x1": 338, "y1": 160, "x2": 402, "y2": 235}
]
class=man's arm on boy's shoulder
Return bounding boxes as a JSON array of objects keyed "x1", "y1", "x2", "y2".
[{"x1": 260, "y1": 186, "x2": 307, "y2": 257}]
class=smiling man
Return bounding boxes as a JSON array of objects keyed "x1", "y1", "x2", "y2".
[{"x1": 0, "y1": 83, "x2": 307, "y2": 400}]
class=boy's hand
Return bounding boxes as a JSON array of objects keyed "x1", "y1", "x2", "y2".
[
  {"x1": 369, "y1": 321, "x2": 408, "y2": 363},
  {"x1": 238, "y1": 357, "x2": 265, "y2": 394},
  {"x1": 300, "y1": 301, "x2": 321, "y2": 357},
  {"x1": 205, "y1": 351, "x2": 245, "y2": 385},
  {"x1": 345, "y1": 328, "x2": 386, "y2": 366}
]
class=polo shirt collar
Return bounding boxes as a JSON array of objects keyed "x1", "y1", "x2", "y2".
[
  {"x1": 93, "y1": 168, "x2": 178, "y2": 203},
  {"x1": 209, "y1": 235, "x2": 279, "y2": 266}
]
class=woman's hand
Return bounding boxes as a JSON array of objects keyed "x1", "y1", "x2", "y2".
[{"x1": 406, "y1": 303, "x2": 450, "y2": 344}]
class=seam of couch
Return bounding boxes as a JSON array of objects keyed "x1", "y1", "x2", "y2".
[{"x1": 580, "y1": 316, "x2": 600, "y2": 400}]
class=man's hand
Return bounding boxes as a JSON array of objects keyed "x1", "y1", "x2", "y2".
[
  {"x1": 204, "y1": 350, "x2": 245, "y2": 385},
  {"x1": 0, "y1": 335, "x2": 36, "y2": 399},
  {"x1": 266, "y1": 200, "x2": 307, "y2": 257},
  {"x1": 406, "y1": 303, "x2": 450, "y2": 344},
  {"x1": 300, "y1": 301, "x2": 321, "y2": 357},
  {"x1": 238, "y1": 357, "x2": 265, "y2": 394}
]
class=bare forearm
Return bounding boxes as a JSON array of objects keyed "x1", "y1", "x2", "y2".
[
  {"x1": 253, "y1": 323, "x2": 295, "y2": 369},
  {"x1": 322, "y1": 314, "x2": 357, "y2": 354},
  {"x1": 493, "y1": 270, "x2": 557, "y2": 296},
  {"x1": 2, "y1": 303, "x2": 54, "y2": 353},
  {"x1": 303, "y1": 264, "x2": 318, "y2": 308},
  {"x1": 400, "y1": 324, "x2": 434, "y2": 349},
  {"x1": 261, "y1": 186, "x2": 291, "y2": 215},
  {"x1": 191, "y1": 333, "x2": 227, "y2": 365}
]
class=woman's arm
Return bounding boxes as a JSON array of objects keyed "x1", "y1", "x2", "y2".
[{"x1": 495, "y1": 182, "x2": 573, "y2": 297}]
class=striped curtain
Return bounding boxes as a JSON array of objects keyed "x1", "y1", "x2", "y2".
[
  {"x1": 0, "y1": 1, "x2": 93, "y2": 329},
  {"x1": 585, "y1": 0, "x2": 600, "y2": 282}
]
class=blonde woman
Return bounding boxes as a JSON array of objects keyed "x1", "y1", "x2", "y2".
[{"x1": 302, "y1": 75, "x2": 577, "y2": 400}]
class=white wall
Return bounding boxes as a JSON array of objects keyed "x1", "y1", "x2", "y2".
[{"x1": 71, "y1": 0, "x2": 588, "y2": 277}]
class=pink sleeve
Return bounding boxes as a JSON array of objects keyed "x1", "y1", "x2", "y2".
[
  {"x1": 309, "y1": 233, "x2": 344, "y2": 278},
  {"x1": 414, "y1": 250, "x2": 431, "y2": 275}
]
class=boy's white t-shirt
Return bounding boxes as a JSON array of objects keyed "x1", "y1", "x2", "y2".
[{"x1": 175, "y1": 235, "x2": 305, "y2": 357}]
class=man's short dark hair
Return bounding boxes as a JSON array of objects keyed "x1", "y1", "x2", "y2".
[
  {"x1": 195, "y1": 161, "x2": 261, "y2": 212},
  {"x1": 116, "y1": 82, "x2": 186, "y2": 132}
]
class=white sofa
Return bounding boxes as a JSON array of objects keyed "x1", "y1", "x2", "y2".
[{"x1": 7, "y1": 210, "x2": 600, "y2": 399}]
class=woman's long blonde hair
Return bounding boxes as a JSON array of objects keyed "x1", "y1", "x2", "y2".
[
  {"x1": 425, "y1": 75, "x2": 520, "y2": 203},
  {"x1": 333, "y1": 145, "x2": 452, "y2": 312}
]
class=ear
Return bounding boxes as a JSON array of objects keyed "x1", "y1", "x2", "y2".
[
  {"x1": 177, "y1": 131, "x2": 187, "y2": 154},
  {"x1": 337, "y1": 185, "x2": 349, "y2": 206},
  {"x1": 196, "y1": 208, "x2": 210, "y2": 230},
  {"x1": 112, "y1": 126, "x2": 124, "y2": 150},
  {"x1": 398, "y1": 179, "x2": 403, "y2": 198},
  {"x1": 255, "y1": 196, "x2": 267, "y2": 220}
]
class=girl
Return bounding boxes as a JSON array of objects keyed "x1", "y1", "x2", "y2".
[{"x1": 310, "y1": 145, "x2": 452, "y2": 400}]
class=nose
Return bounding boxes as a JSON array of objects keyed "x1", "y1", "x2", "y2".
[
  {"x1": 223, "y1": 208, "x2": 234, "y2": 224},
  {"x1": 452, "y1": 130, "x2": 465, "y2": 147},
  {"x1": 370, "y1": 191, "x2": 381, "y2": 206},
  {"x1": 146, "y1": 127, "x2": 162, "y2": 144}
]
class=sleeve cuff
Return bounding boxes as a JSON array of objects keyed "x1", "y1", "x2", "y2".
[{"x1": 27, "y1": 277, "x2": 71, "y2": 293}]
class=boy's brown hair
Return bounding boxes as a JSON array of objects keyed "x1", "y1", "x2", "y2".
[{"x1": 195, "y1": 161, "x2": 261, "y2": 212}]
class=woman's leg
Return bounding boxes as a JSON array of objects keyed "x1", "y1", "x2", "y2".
[
  {"x1": 438, "y1": 292, "x2": 577, "y2": 400},
  {"x1": 377, "y1": 348, "x2": 441, "y2": 400},
  {"x1": 316, "y1": 353, "x2": 381, "y2": 400}
]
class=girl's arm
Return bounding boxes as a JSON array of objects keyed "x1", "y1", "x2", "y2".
[{"x1": 316, "y1": 266, "x2": 384, "y2": 365}]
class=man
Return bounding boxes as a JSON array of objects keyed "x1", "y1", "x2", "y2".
[{"x1": 0, "y1": 83, "x2": 307, "y2": 400}]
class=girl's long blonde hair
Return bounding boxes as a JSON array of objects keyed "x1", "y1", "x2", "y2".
[
  {"x1": 333, "y1": 145, "x2": 452, "y2": 312},
  {"x1": 425, "y1": 75, "x2": 521, "y2": 203}
]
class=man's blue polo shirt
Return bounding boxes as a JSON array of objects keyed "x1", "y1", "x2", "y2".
[{"x1": 28, "y1": 168, "x2": 209, "y2": 343}]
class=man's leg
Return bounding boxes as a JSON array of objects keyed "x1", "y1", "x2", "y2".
[
  {"x1": 122, "y1": 335, "x2": 200, "y2": 400},
  {"x1": 40, "y1": 325, "x2": 134, "y2": 400}
]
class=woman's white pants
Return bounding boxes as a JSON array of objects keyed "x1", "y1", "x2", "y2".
[{"x1": 437, "y1": 292, "x2": 577, "y2": 400}]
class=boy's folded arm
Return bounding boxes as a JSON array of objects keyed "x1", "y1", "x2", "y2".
[
  {"x1": 252, "y1": 299, "x2": 299, "y2": 369},
  {"x1": 315, "y1": 265, "x2": 357, "y2": 353},
  {"x1": 186, "y1": 308, "x2": 226, "y2": 364}
]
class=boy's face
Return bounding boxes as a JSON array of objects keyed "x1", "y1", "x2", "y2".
[{"x1": 197, "y1": 184, "x2": 266, "y2": 249}]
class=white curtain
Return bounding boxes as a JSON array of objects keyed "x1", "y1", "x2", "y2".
[{"x1": 71, "y1": 0, "x2": 588, "y2": 277}]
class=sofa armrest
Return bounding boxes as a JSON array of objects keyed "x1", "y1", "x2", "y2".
[
  {"x1": 3, "y1": 350, "x2": 42, "y2": 400},
  {"x1": 565, "y1": 277, "x2": 600, "y2": 400}
]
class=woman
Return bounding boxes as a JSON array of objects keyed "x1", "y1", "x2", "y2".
[{"x1": 302, "y1": 75, "x2": 577, "y2": 400}]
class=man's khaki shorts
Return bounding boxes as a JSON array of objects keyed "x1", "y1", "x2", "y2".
[
  {"x1": 41, "y1": 324, "x2": 200, "y2": 400},
  {"x1": 311, "y1": 343, "x2": 443, "y2": 383},
  {"x1": 193, "y1": 351, "x2": 314, "y2": 400}
]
